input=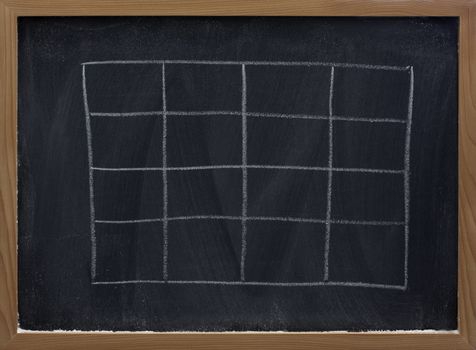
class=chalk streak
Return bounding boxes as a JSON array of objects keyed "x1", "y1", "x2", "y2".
[
  {"x1": 240, "y1": 64, "x2": 248, "y2": 282},
  {"x1": 82, "y1": 59, "x2": 408, "y2": 71},
  {"x1": 168, "y1": 111, "x2": 241, "y2": 116},
  {"x1": 332, "y1": 116, "x2": 406, "y2": 124},
  {"x1": 92, "y1": 167, "x2": 163, "y2": 171},
  {"x1": 332, "y1": 219, "x2": 405, "y2": 226},
  {"x1": 96, "y1": 218, "x2": 164, "y2": 224},
  {"x1": 82, "y1": 65, "x2": 97, "y2": 281},
  {"x1": 162, "y1": 63, "x2": 169, "y2": 281},
  {"x1": 250, "y1": 216, "x2": 326, "y2": 224},
  {"x1": 90, "y1": 111, "x2": 162, "y2": 117},
  {"x1": 88, "y1": 110, "x2": 406, "y2": 123},
  {"x1": 403, "y1": 67, "x2": 414, "y2": 290},
  {"x1": 91, "y1": 165, "x2": 404, "y2": 173},
  {"x1": 324, "y1": 66, "x2": 335, "y2": 282},
  {"x1": 168, "y1": 165, "x2": 243, "y2": 171},
  {"x1": 92, "y1": 280, "x2": 406, "y2": 290},
  {"x1": 94, "y1": 216, "x2": 404, "y2": 225},
  {"x1": 169, "y1": 215, "x2": 241, "y2": 221}
]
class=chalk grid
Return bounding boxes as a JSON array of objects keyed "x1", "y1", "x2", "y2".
[{"x1": 82, "y1": 60, "x2": 414, "y2": 290}]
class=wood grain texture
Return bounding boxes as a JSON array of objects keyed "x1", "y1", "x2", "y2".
[
  {"x1": 0, "y1": 0, "x2": 473, "y2": 16},
  {"x1": 0, "y1": 0, "x2": 17, "y2": 349},
  {"x1": 1, "y1": 0, "x2": 475, "y2": 349},
  {"x1": 459, "y1": 2, "x2": 476, "y2": 349},
  {"x1": 2, "y1": 332, "x2": 473, "y2": 350}
]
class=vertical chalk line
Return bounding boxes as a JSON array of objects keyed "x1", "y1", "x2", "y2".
[
  {"x1": 403, "y1": 67, "x2": 414, "y2": 290},
  {"x1": 162, "y1": 63, "x2": 169, "y2": 281},
  {"x1": 324, "y1": 66, "x2": 335, "y2": 282},
  {"x1": 82, "y1": 65, "x2": 97, "y2": 281},
  {"x1": 240, "y1": 64, "x2": 248, "y2": 282}
]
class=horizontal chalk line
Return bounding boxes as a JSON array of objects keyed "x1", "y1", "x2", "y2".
[
  {"x1": 93, "y1": 167, "x2": 164, "y2": 171},
  {"x1": 96, "y1": 218, "x2": 163, "y2": 224},
  {"x1": 248, "y1": 216, "x2": 325, "y2": 224},
  {"x1": 332, "y1": 167, "x2": 404, "y2": 174},
  {"x1": 89, "y1": 110, "x2": 407, "y2": 123},
  {"x1": 169, "y1": 215, "x2": 240, "y2": 221},
  {"x1": 332, "y1": 219, "x2": 405, "y2": 226},
  {"x1": 90, "y1": 111, "x2": 241, "y2": 117},
  {"x1": 251, "y1": 113, "x2": 406, "y2": 124},
  {"x1": 90, "y1": 111, "x2": 162, "y2": 117},
  {"x1": 333, "y1": 116, "x2": 406, "y2": 124},
  {"x1": 169, "y1": 111, "x2": 241, "y2": 116},
  {"x1": 250, "y1": 112, "x2": 328, "y2": 120},
  {"x1": 95, "y1": 216, "x2": 405, "y2": 226},
  {"x1": 168, "y1": 165, "x2": 242, "y2": 171},
  {"x1": 91, "y1": 280, "x2": 406, "y2": 290},
  {"x1": 92, "y1": 165, "x2": 404, "y2": 174},
  {"x1": 81, "y1": 59, "x2": 409, "y2": 71}
]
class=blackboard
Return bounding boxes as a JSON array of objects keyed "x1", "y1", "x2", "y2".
[{"x1": 18, "y1": 17, "x2": 458, "y2": 331}]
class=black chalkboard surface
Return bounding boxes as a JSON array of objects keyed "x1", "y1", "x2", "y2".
[{"x1": 18, "y1": 17, "x2": 458, "y2": 331}]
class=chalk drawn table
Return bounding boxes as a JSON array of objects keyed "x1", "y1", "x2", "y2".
[{"x1": 82, "y1": 60, "x2": 414, "y2": 290}]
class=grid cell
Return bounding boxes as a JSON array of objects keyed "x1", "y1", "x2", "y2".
[
  {"x1": 246, "y1": 65, "x2": 331, "y2": 115},
  {"x1": 86, "y1": 64, "x2": 163, "y2": 113},
  {"x1": 93, "y1": 170, "x2": 163, "y2": 221},
  {"x1": 333, "y1": 120, "x2": 406, "y2": 170},
  {"x1": 248, "y1": 117, "x2": 329, "y2": 167},
  {"x1": 245, "y1": 221, "x2": 326, "y2": 282},
  {"x1": 95, "y1": 222, "x2": 163, "y2": 281},
  {"x1": 168, "y1": 219, "x2": 241, "y2": 281},
  {"x1": 91, "y1": 115, "x2": 163, "y2": 168},
  {"x1": 166, "y1": 64, "x2": 242, "y2": 111},
  {"x1": 328, "y1": 224, "x2": 405, "y2": 285},
  {"x1": 333, "y1": 67, "x2": 410, "y2": 120},
  {"x1": 168, "y1": 169, "x2": 242, "y2": 217},
  {"x1": 167, "y1": 114, "x2": 242, "y2": 167},
  {"x1": 247, "y1": 168, "x2": 328, "y2": 219},
  {"x1": 332, "y1": 172, "x2": 405, "y2": 222}
]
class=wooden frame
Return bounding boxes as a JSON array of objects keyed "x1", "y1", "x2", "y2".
[{"x1": 0, "y1": 1, "x2": 475, "y2": 349}]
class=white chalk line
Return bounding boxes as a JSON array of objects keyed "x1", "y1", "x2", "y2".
[
  {"x1": 94, "y1": 216, "x2": 404, "y2": 226},
  {"x1": 81, "y1": 59, "x2": 409, "y2": 71},
  {"x1": 91, "y1": 165, "x2": 404, "y2": 174},
  {"x1": 248, "y1": 216, "x2": 326, "y2": 224},
  {"x1": 250, "y1": 112, "x2": 328, "y2": 120},
  {"x1": 241, "y1": 64, "x2": 248, "y2": 282},
  {"x1": 332, "y1": 219, "x2": 404, "y2": 226},
  {"x1": 250, "y1": 112, "x2": 406, "y2": 124},
  {"x1": 168, "y1": 165, "x2": 243, "y2": 171},
  {"x1": 90, "y1": 111, "x2": 240, "y2": 117},
  {"x1": 162, "y1": 63, "x2": 169, "y2": 281},
  {"x1": 92, "y1": 167, "x2": 164, "y2": 171},
  {"x1": 332, "y1": 167, "x2": 404, "y2": 174},
  {"x1": 96, "y1": 218, "x2": 164, "y2": 224},
  {"x1": 91, "y1": 280, "x2": 406, "y2": 290},
  {"x1": 90, "y1": 111, "x2": 162, "y2": 117},
  {"x1": 324, "y1": 66, "x2": 334, "y2": 282},
  {"x1": 169, "y1": 215, "x2": 241, "y2": 221},
  {"x1": 332, "y1": 116, "x2": 406, "y2": 124},
  {"x1": 82, "y1": 65, "x2": 97, "y2": 281},
  {"x1": 403, "y1": 67, "x2": 414, "y2": 290},
  {"x1": 88, "y1": 110, "x2": 407, "y2": 123}
]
